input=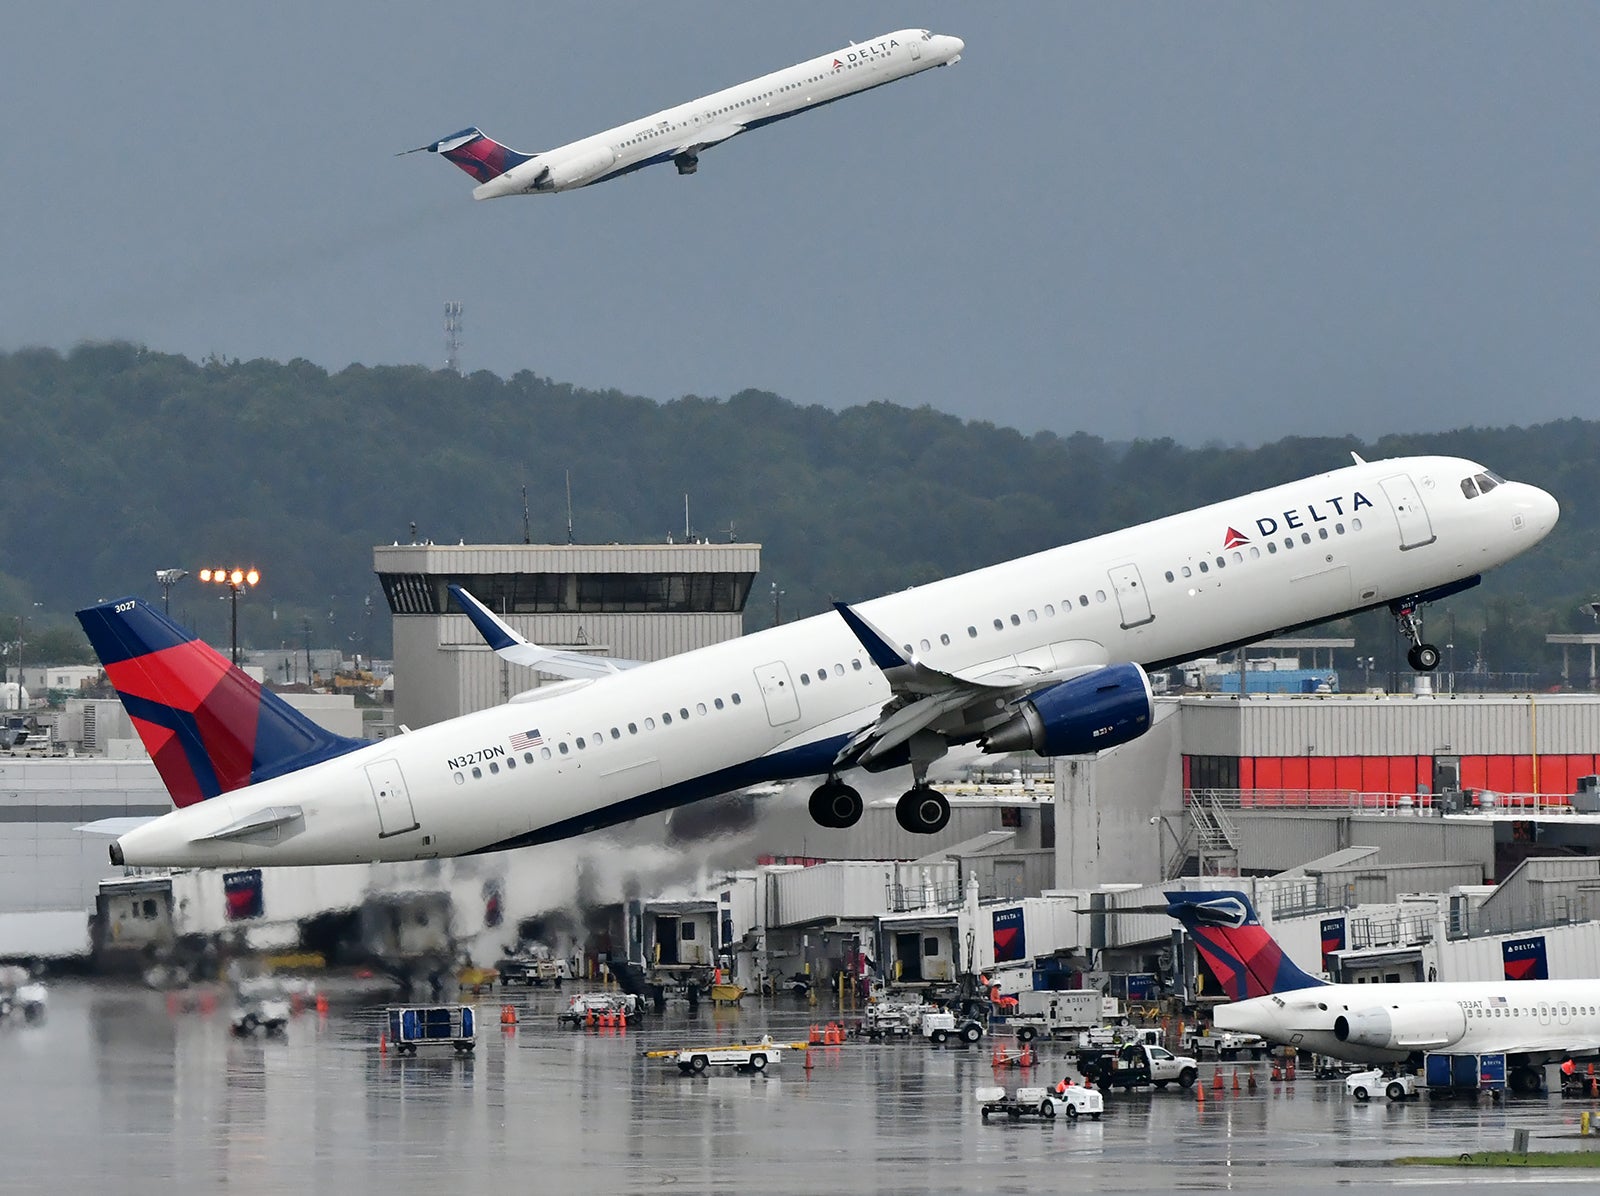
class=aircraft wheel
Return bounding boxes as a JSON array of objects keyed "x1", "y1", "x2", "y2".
[
  {"x1": 808, "y1": 782, "x2": 863, "y2": 829},
  {"x1": 896, "y1": 786, "x2": 951, "y2": 834}
]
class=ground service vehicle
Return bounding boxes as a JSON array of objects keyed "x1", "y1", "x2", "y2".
[
  {"x1": 923, "y1": 1008, "x2": 985, "y2": 1044},
  {"x1": 674, "y1": 1036, "x2": 783, "y2": 1074},
  {"x1": 1346, "y1": 1069, "x2": 1418, "y2": 1102},
  {"x1": 975, "y1": 1084, "x2": 1104, "y2": 1121},
  {"x1": 1080, "y1": 1043, "x2": 1199, "y2": 1090}
]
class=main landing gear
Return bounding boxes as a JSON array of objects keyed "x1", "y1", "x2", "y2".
[
  {"x1": 895, "y1": 732, "x2": 951, "y2": 834},
  {"x1": 808, "y1": 778, "x2": 863, "y2": 829},
  {"x1": 1391, "y1": 598, "x2": 1441, "y2": 672}
]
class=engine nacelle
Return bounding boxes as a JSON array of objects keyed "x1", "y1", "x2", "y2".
[
  {"x1": 544, "y1": 146, "x2": 618, "y2": 190},
  {"x1": 1334, "y1": 1001, "x2": 1466, "y2": 1052},
  {"x1": 979, "y1": 663, "x2": 1153, "y2": 757}
]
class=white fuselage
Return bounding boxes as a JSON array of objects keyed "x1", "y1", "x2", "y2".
[
  {"x1": 475, "y1": 29, "x2": 964, "y2": 198},
  {"x1": 1216, "y1": 978, "x2": 1600, "y2": 1065},
  {"x1": 114, "y1": 455, "x2": 1556, "y2": 867}
]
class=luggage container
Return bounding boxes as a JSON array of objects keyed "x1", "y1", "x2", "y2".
[{"x1": 386, "y1": 1004, "x2": 477, "y2": 1055}]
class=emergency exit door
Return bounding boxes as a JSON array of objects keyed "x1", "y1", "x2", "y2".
[
  {"x1": 753, "y1": 661, "x2": 801, "y2": 726},
  {"x1": 1108, "y1": 563, "x2": 1154, "y2": 629},
  {"x1": 367, "y1": 759, "x2": 419, "y2": 838}
]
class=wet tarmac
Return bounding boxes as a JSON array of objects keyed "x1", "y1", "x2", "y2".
[{"x1": 4, "y1": 983, "x2": 1600, "y2": 1194}]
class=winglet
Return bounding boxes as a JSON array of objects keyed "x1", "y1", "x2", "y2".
[
  {"x1": 832, "y1": 602, "x2": 910, "y2": 672},
  {"x1": 450, "y1": 584, "x2": 525, "y2": 652},
  {"x1": 1351, "y1": 451, "x2": 1367, "y2": 465}
]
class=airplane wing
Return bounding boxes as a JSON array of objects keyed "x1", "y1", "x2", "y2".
[
  {"x1": 671, "y1": 122, "x2": 746, "y2": 157},
  {"x1": 450, "y1": 584, "x2": 642, "y2": 680},
  {"x1": 830, "y1": 601, "x2": 1107, "y2": 768}
]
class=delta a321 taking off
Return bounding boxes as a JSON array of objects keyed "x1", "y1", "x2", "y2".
[
  {"x1": 1169, "y1": 890, "x2": 1600, "y2": 1095},
  {"x1": 405, "y1": 29, "x2": 963, "y2": 197},
  {"x1": 79, "y1": 455, "x2": 1555, "y2": 869}
]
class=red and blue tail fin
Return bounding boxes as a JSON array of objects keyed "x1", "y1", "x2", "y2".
[
  {"x1": 405, "y1": 127, "x2": 533, "y2": 183},
  {"x1": 1165, "y1": 890, "x2": 1326, "y2": 1001},
  {"x1": 77, "y1": 597, "x2": 363, "y2": 809}
]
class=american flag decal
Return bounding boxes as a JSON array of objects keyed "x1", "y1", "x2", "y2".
[{"x1": 510, "y1": 728, "x2": 543, "y2": 750}]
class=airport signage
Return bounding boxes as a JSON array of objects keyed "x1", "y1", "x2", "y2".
[
  {"x1": 993, "y1": 907, "x2": 1026, "y2": 963},
  {"x1": 1501, "y1": 935, "x2": 1550, "y2": 981}
]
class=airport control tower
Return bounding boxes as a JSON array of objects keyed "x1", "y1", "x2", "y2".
[{"x1": 374, "y1": 540, "x2": 761, "y2": 729}]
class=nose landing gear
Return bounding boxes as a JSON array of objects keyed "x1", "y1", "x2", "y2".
[{"x1": 1392, "y1": 599, "x2": 1441, "y2": 672}]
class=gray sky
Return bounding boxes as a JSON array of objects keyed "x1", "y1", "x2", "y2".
[{"x1": 4, "y1": 2, "x2": 1595, "y2": 444}]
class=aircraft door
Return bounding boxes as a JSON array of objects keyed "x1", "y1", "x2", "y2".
[
  {"x1": 753, "y1": 661, "x2": 801, "y2": 726},
  {"x1": 1380, "y1": 474, "x2": 1437, "y2": 550},
  {"x1": 1107, "y1": 563, "x2": 1154, "y2": 629},
  {"x1": 366, "y1": 759, "x2": 420, "y2": 838},
  {"x1": 910, "y1": 39, "x2": 922, "y2": 60}
]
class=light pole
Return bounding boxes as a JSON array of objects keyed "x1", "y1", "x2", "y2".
[
  {"x1": 771, "y1": 582, "x2": 784, "y2": 628},
  {"x1": 155, "y1": 568, "x2": 189, "y2": 616},
  {"x1": 199, "y1": 567, "x2": 260, "y2": 665}
]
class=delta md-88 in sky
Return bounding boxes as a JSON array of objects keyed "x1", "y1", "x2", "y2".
[
  {"x1": 405, "y1": 29, "x2": 963, "y2": 196},
  {"x1": 80, "y1": 455, "x2": 1555, "y2": 869}
]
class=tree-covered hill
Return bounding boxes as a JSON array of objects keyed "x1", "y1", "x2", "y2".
[{"x1": 3, "y1": 343, "x2": 1595, "y2": 675}]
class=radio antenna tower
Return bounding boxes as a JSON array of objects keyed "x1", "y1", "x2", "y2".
[{"x1": 444, "y1": 301, "x2": 463, "y2": 374}]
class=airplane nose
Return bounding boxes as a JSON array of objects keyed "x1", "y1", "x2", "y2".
[
  {"x1": 1519, "y1": 483, "x2": 1560, "y2": 539},
  {"x1": 948, "y1": 36, "x2": 965, "y2": 59}
]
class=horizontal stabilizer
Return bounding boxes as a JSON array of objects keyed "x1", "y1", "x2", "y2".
[
  {"x1": 450, "y1": 585, "x2": 642, "y2": 680},
  {"x1": 189, "y1": 805, "x2": 304, "y2": 843},
  {"x1": 76, "y1": 817, "x2": 158, "y2": 837}
]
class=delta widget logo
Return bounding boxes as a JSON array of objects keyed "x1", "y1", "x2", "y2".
[{"x1": 1222, "y1": 527, "x2": 1250, "y2": 549}]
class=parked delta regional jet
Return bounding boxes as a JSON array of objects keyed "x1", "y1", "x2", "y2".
[
  {"x1": 79, "y1": 455, "x2": 1555, "y2": 872},
  {"x1": 404, "y1": 29, "x2": 963, "y2": 197},
  {"x1": 1169, "y1": 890, "x2": 1600, "y2": 1093}
]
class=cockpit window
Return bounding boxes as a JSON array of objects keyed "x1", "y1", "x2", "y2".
[
  {"x1": 1475, "y1": 472, "x2": 1499, "y2": 494},
  {"x1": 921, "y1": 30, "x2": 932, "y2": 39},
  {"x1": 1460, "y1": 477, "x2": 1479, "y2": 499}
]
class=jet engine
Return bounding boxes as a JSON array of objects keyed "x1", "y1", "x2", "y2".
[
  {"x1": 1334, "y1": 1002, "x2": 1467, "y2": 1052},
  {"x1": 979, "y1": 663, "x2": 1153, "y2": 757},
  {"x1": 544, "y1": 146, "x2": 618, "y2": 190}
]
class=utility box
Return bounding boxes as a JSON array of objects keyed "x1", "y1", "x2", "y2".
[{"x1": 1573, "y1": 776, "x2": 1600, "y2": 814}]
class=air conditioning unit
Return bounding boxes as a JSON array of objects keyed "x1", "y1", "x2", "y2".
[{"x1": 1573, "y1": 776, "x2": 1600, "y2": 814}]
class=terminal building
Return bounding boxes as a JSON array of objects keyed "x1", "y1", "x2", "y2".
[{"x1": 374, "y1": 540, "x2": 761, "y2": 729}]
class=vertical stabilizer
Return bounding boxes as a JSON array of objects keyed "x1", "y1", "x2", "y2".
[{"x1": 77, "y1": 598, "x2": 364, "y2": 808}]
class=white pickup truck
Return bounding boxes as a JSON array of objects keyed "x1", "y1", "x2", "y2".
[
  {"x1": 673, "y1": 1036, "x2": 783, "y2": 1074},
  {"x1": 1080, "y1": 1042, "x2": 1200, "y2": 1090},
  {"x1": 1182, "y1": 1030, "x2": 1270, "y2": 1060}
]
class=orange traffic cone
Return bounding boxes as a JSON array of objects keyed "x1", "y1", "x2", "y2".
[
  {"x1": 618, "y1": 1007, "x2": 627, "y2": 1029},
  {"x1": 586, "y1": 1008, "x2": 596, "y2": 1028},
  {"x1": 1195, "y1": 1079, "x2": 1205, "y2": 1104},
  {"x1": 1232, "y1": 1069, "x2": 1240, "y2": 1092},
  {"x1": 315, "y1": 992, "x2": 329, "y2": 1016},
  {"x1": 1212, "y1": 1069, "x2": 1224, "y2": 1090},
  {"x1": 804, "y1": 1047, "x2": 814, "y2": 1072},
  {"x1": 809, "y1": 1024, "x2": 821, "y2": 1045},
  {"x1": 1270, "y1": 1061, "x2": 1281, "y2": 1081},
  {"x1": 992, "y1": 1044, "x2": 1004, "y2": 1067},
  {"x1": 379, "y1": 1030, "x2": 388, "y2": 1055},
  {"x1": 501, "y1": 1004, "x2": 517, "y2": 1026},
  {"x1": 1247, "y1": 1070, "x2": 1258, "y2": 1092},
  {"x1": 1286, "y1": 1059, "x2": 1297, "y2": 1081},
  {"x1": 1021, "y1": 1045, "x2": 1033, "y2": 1069}
]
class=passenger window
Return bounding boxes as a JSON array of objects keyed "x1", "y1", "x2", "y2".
[
  {"x1": 731, "y1": 693, "x2": 742, "y2": 705},
  {"x1": 645, "y1": 717, "x2": 656, "y2": 729},
  {"x1": 713, "y1": 699, "x2": 723, "y2": 710},
  {"x1": 558, "y1": 743, "x2": 569, "y2": 755},
  {"x1": 800, "y1": 674, "x2": 811, "y2": 686},
  {"x1": 1079, "y1": 595, "x2": 1089, "y2": 606},
  {"x1": 540, "y1": 747, "x2": 551, "y2": 759},
  {"x1": 920, "y1": 639, "x2": 931, "y2": 652},
  {"x1": 628, "y1": 722, "x2": 638, "y2": 734},
  {"x1": 815, "y1": 670, "x2": 826, "y2": 683},
  {"x1": 834, "y1": 663, "x2": 844, "y2": 675},
  {"x1": 939, "y1": 634, "x2": 950, "y2": 646},
  {"x1": 506, "y1": 757, "x2": 516, "y2": 770},
  {"x1": 1095, "y1": 591, "x2": 1107, "y2": 602},
  {"x1": 611, "y1": 728, "x2": 621, "y2": 739},
  {"x1": 472, "y1": 767, "x2": 482, "y2": 778},
  {"x1": 968, "y1": 626, "x2": 978, "y2": 638},
  {"x1": 696, "y1": 703, "x2": 707, "y2": 715},
  {"x1": 1010, "y1": 614, "x2": 1021, "y2": 626},
  {"x1": 1335, "y1": 523, "x2": 1345, "y2": 534},
  {"x1": 454, "y1": 772, "x2": 465, "y2": 785},
  {"x1": 1214, "y1": 557, "x2": 1225, "y2": 569},
  {"x1": 851, "y1": 660, "x2": 863, "y2": 670},
  {"x1": 994, "y1": 618, "x2": 1004, "y2": 630},
  {"x1": 1199, "y1": 562, "x2": 1209, "y2": 573},
  {"x1": 524, "y1": 752, "x2": 534, "y2": 764},
  {"x1": 1318, "y1": 527, "x2": 1329, "y2": 540},
  {"x1": 1233, "y1": 551, "x2": 1244, "y2": 563},
  {"x1": 1248, "y1": 547, "x2": 1259, "y2": 559},
  {"x1": 662, "y1": 713, "x2": 673, "y2": 724},
  {"x1": 1044, "y1": 604, "x2": 1055, "y2": 616},
  {"x1": 1267, "y1": 542, "x2": 1277, "y2": 554},
  {"x1": 1301, "y1": 532, "x2": 1312, "y2": 544},
  {"x1": 575, "y1": 738, "x2": 584, "y2": 750},
  {"x1": 1164, "y1": 571, "x2": 1175, "y2": 582},
  {"x1": 490, "y1": 761, "x2": 500, "y2": 773},
  {"x1": 1284, "y1": 538, "x2": 1294, "y2": 549},
  {"x1": 1027, "y1": 609, "x2": 1037, "y2": 622},
  {"x1": 1352, "y1": 518, "x2": 1363, "y2": 531},
  {"x1": 1181, "y1": 566, "x2": 1192, "y2": 577}
]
